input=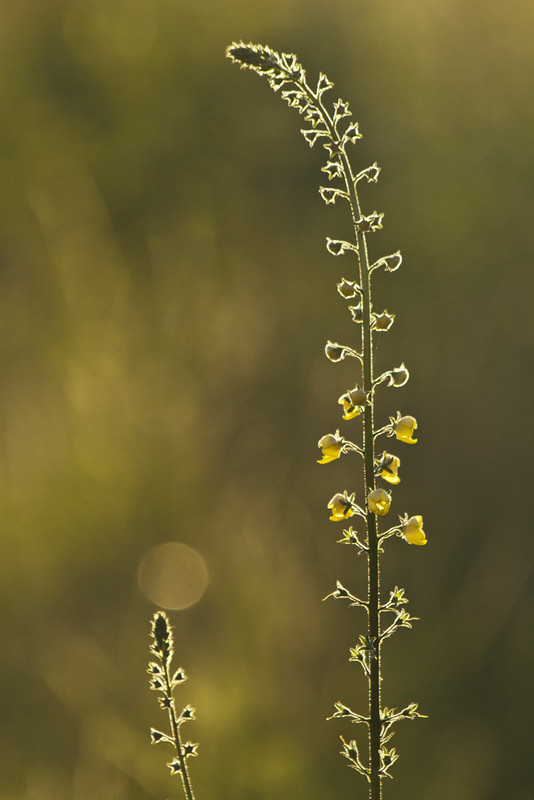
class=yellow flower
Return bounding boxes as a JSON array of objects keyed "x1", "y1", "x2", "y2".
[
  {"x1": 328, "y1": 492, "x2": 355, "y2": 522},
  {"x1": 367, "y1": 488, "x2": 391, "y2": 515},
  {"x1": 395, "y1": 415, "x2": 418, "y2": 444},
  {"x1": 317, "y1": 431, "x2": 343, "y2": 464},
  {"x1": 401, "y1": 515, "x2": 427, "y2": 546},
  {"x1": 377, "y1": 452, "x2": 401, "y2": 485},
  {"x1": 338, "y1": 386, "x2": 367, "y2": 420}
]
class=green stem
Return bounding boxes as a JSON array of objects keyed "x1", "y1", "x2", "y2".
[
  {"x1": 304, "y1": 83, "x2": 383, "y2": 798},
  {"x1": 361, "y1": 237, "x2": 382, "y2": 800},
  {"x1": 342, "y1": 156, "x2": 382, "y2": 800},
  {"x1": 164, "y1": 663, "x2": 196, "y2": 800}
]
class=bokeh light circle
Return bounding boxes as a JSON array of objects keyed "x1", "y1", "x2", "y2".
[{"x1": 137, "y1": 542, "x2": 209, "y2": 610}]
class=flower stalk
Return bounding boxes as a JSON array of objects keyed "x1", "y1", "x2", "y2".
[
  {"x1": 226, "y1": 42, "x2": 427, "y2": 799},
  {"x1": 148, "y1": 611, "x2": 198, "y2": 800}
]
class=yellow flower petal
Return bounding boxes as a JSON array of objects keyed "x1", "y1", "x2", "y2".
[
  {"x1": 401, "y1": 515, "x2": 427, "y2": 546},
  {"x1": 377, "y1": 452, "x2": 401, "y2": 485},
  {"x1": 318, "y1": 449, "x2": 341, "y2": 464},
  {"x1": 367, "y1": 488, "x2": 391, "y2": 515},
  {"x1": 395, "y1": 415, "x2": 417, "y2": 444},
  {"x1": 338, "y1": 396, "x2": 361, "y2": 420},
  {"x1": 338, "y1": 386, "x2": 367, "y2": 420},
  {"x1": 327, "y1": 492, "x2": 355, "y2": 521},
  {"x1": 317, "y1": 432, "x2": 343, "y2": 464}
]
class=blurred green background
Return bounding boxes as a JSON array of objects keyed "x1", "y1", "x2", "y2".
[{"x1": 1, "y1": 1, "x2": 533, "y2": 798}]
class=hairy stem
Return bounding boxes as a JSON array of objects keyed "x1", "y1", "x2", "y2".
[
  {"x1": 360, "y1": 234, "x2": 382, "y2": 800},
  {"x1": 360, "y1": 239, "x2": 382, "y2": 800},
  {"x1": 163, "y1": 663, "x2": 196, "y2": 800},
  {"x1": 302, "y1": 73, "x2": 383, "y2": 800},
  {"x1": 344, "y1": 163, "x2": 382, "y2": 800}
]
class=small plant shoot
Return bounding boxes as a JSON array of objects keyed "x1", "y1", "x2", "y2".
[{"x1": 148, "y1": 612, "x2": 198, "y2": 800}]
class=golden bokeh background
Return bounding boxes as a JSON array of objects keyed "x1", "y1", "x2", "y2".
[{"x1": 1, "y1": 1, "x2": 533, "y2": 798}]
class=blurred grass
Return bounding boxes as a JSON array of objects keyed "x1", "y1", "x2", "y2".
[{"x1": 0, "y1": 1, "x2": 533, "y2": 798}]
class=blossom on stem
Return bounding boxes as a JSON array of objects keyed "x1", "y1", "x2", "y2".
[
  {"x1": 367, "y1": 488, "x2": 391, "y2": 515},
  {"x1": 328, "y1": 491, "x2": 356, "y2": 521},
  {"x1": 319, "y1": 186, "x2": 348, "y2": 205},
  {"x1": 327, "y1": 239, "x2": 356, "y2": 257},
  {"x1": 349, "y1": 303, "x2": 364, "y2": 323},
  {"x1": 322, "y1": 160, "x2": 343, "y2": 180},
  {"x1": 333, "y1": 99, "x2": 351, "y2": 120},
  {"x1": 401, "y1": 515, "x2": 427, "y2": 546},
  {"x1": 373, "y1": 311, "x2": 395, "y2": 331},
  {"x1": 394, "y1": 414, "x2": 418, "y2": 444},
  {"x1": 356, "y1": 162, "x2": 381, "y2": 183},
  {"x1": 325, "y1": 341, "x2": 360, "y2": 362},
  {"x1": 337, "y1": 277, "x2": 359, "y2": 299},
  {"x1": 317, "y1": 431, "x2": 344, "y2": 464},
  {"x1": 371, "y1": 251, "x2": 402, "y2": 273},
  {"x1": 338, "y1": 386, "x2": 367, "y2": 420},
  {"x1": 356, "y1": 211, "x2": 384, "y2": 232},
  {"x1": 376, "y1": 452, "x2": 401, "y2": 485},
  {"x1": 325, "y1": 341, "x2": 346, "y2": 361},
  {"x1": 387, "y1": 363, "x2": 409, "y2": 387},
  {"x1": 383, "y1": 251, "x2": 402, "y2": 272},
  {"x1": 342, "y1": 121, "x2": 362, "y2": 145}
]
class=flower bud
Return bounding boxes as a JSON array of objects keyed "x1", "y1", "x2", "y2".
[
  {"x1": 401, "y1": 515, "x2": 427, "y2": 546},
  {"x1": 151, "y1": 612, "x2": 174, "y2": 662},
  {"x1": 367, "y1": 488, "x2": 391, "y2": 515},
  {"x1": 317, "y1": 431, "x2": 343, "y2": 464},
  {"x1": 338, "y1": 386, "x2": 367, "y2": 420},
  {"x1": 395, "y1": 415, "x2": 418, "y2": 444}
]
